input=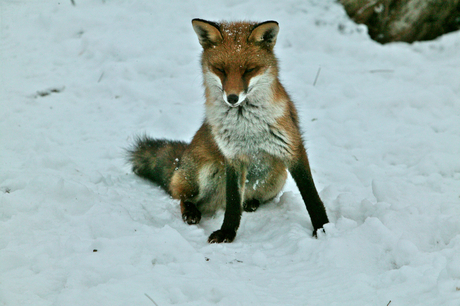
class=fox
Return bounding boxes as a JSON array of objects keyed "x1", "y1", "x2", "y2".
[{"x1": 129, "y1": 19, "x2": 329, "y2": 243}]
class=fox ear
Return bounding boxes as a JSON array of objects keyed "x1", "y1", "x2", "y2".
[
  {"x1": 192, "y1": 19, "x2": 223, "y2": 48},
  {"x1": 248, "y1": 21, "x2": 279, "y2": 49}
]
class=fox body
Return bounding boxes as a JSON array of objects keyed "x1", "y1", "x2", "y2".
[{"x1": 129, "y1": 19, "x2": 329, "y2": 243}]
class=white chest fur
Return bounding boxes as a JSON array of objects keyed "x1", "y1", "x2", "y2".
[{"x1": 205, "y1": 83, "x2": 292, "y2": 159}]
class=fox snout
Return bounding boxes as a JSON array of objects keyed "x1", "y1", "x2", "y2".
[
  {"x1": 221, "y1": 69, "x2": 248, "y2": 107},
  {"x1": 223, "y1": 91, "x2": 247, "y2": 107},
  {"x1": 227, "y1": 94, "x2": 239, "y2": 104}
]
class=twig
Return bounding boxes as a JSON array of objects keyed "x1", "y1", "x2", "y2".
[
  {"x1": 313, "y1": 67, "x2": 321, "y2": 86},
  {"x1": 356, "y1": 0, "x2": 379, "y2": 16},
  {"x1": 387, "y1": 301, "x2": 392, "y2": 306},
  {"x1": 369, "y1": 69, "x2": 394, "y2": 73},
  {"x1": 98, "y1": 72, "x2": 104, "y2": 83},
  {"x1": 70, "y1": 0, "x2": 75, "y2": 6},
  {"x1": 35, "y1": 86, "x2": 65, "y2": 98},
  {"x1": 145, "y1": 293, "x2": 159, "y2": 306}
]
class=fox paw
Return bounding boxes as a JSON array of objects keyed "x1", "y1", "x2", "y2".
[
  {"x1": 243, "y1": 199, "x2": 260, "y2": 212},
  {"x1": 182, "y1": 203, "x2": 201, "y2": 225},
  {"x1": 312, "y1": 227, "x2": 325, "y2": 238},
  {"x1": 208, "y1": 229, "x2": 236, "y2": 243}
]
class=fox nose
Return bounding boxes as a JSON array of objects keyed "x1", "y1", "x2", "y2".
[{"x1": 227, "y1": 94, "x2": 239, "y2": 105}]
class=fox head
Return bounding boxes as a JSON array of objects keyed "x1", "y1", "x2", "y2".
[{"x1": 192, "y1": 19, "x2": 280, "y2": 108}]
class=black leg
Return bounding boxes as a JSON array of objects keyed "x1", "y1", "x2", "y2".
[
  {"x1": 208, "y1": 162, "x2": 243, "y2": 243},
  {"x1": 289, "y1": 146, "x2": 328, "y2": 236}
]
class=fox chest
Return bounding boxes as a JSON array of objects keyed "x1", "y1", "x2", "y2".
[{"x1": 208, "y1": 105, "x2": 292, "y2": 159}]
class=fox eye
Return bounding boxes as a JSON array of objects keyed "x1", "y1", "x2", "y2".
[
  {"x1": 214, "y1": 67, "x2": 225, "y2": 74},
  {"x1": 245, "y1": 67, "x2": 256, "y2": 74}
]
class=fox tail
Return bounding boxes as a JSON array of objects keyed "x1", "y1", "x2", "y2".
[{"x1": 128, "y1": 135, "x2": 188, "y2": 193}]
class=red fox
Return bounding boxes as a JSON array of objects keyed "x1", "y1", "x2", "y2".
[{"x1": 129, "y1": 19, "x2": 329, "y2": 243}]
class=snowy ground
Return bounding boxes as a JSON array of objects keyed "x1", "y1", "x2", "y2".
[{"x1": 1, "y1": 0, "x2": 460, "y2": 305}]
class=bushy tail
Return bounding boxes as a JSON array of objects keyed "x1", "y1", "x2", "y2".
[{"x1": 128, "y1": 135, "x2": 188, "y2": 193}]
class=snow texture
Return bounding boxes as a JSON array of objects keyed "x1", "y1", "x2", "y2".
[{"x1": 1, "y1": 0, "x2": 460, "y2": 305}]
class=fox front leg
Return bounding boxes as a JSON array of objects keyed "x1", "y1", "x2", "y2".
[
  {"x1": 289, "y1": 145, "x2": 329, "y2": 237},
  {"x1": 208, "y1": 162, "x2": 245, "y2": 243}
]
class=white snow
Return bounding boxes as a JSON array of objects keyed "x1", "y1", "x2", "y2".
[{"x1": 1, "y1": 0, "x2": 460, "y2": 305}]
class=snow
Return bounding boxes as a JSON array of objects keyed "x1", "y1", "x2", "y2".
[{"x1": 1, "y1": 0, "x2": 460, "y2": 305}]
